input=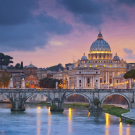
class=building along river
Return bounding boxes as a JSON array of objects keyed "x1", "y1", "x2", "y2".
[{"x1": 0, "y1": 103, "x2": 134, "y2": 135}]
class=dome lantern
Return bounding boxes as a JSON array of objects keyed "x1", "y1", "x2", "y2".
[{"x1": 97, "y1": 30, "x2": 103, "y2": 40}]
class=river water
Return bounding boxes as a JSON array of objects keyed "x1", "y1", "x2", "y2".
[{"x1": 0, "y1": 103, "x2": 134, "y2": 135}]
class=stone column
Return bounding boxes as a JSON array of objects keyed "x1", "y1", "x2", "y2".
[
  {"x1": 85, "y1": 77, "x2": 87, "y2": 88},
  {"x1": 77, "y1": 76, "x2": 79, "y2": 88},
  {"x1": 108, "y1": 72, "x2": 109, "y2": 89},
  {"x1": 90, "y1": 77, "x2": 92, "y2": 88},
  {"x1": 106, "y1": 72, "x2": 107, "y2": 88},
  {"x1": 102, "y1": 72, "x2": 104, "y2": 89},
  {"x1": 112, "y1": 72, "x2": 114, "y2": 88},
  {"x1": 92, "y1": 76, "x2": 94, "y2": 88}
]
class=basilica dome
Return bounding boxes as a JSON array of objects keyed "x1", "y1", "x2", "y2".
[
  {"x1": 81, "y1": 53, "x2": 87, "y2": 61},
  {"x1": 90, "y1": 31, "x2": 111, "y2": 52},
  {"x1": 113, "y1": 53, "x2": 120, "y2": 61}
]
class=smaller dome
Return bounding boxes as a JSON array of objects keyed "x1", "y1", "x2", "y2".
[
  {"x1": 81, "y1": 53, "x2": 87, "y2": 61},
  {"x1": 113, "y1": 53, "x2": 120, "y2": 61}
]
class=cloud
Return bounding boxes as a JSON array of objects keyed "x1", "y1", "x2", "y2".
[
  {"x1": 118, "y1": 0, "x2": 135, "y2": 6},
  {"x1": 57, "y1": 0, "x2": 132, "y2": 27},
  {"x1": 123, "y1": 48, "x2": 135, "y2": 60},
  {"x1": 0, "y1": 1, "x2": 72, "y2": 52},
  {"x1": 57, "y1": 0, "x2": 104, "y2": 27},
  {"x1": 0, "y1": 0, "x2": 38, "y2": 25}
]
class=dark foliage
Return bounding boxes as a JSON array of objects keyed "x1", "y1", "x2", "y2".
[
  {"x1": 0, "y1": 53, "x2": 13, "y2": 68},
  {"x1": 39, "y1": 77, "x2": 62, "y2": 88},
  {"x1": 46, "y1": 63, "x2": 64, "y2": 71},
  {"x1": 124, "y1": 70, "x2": 135, "y2": 79},
  {"x1": 93, "y1": 99, "x2": 100, "y2": 107}
]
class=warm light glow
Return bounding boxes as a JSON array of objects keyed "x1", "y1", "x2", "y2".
[
  {"x1": 119, "y1": 122, "x2": 123, "y2": 135},
  {"x1": 115, "y1": 65, "x2": 117, "y2": 67},
  {"x1": 37, "y1": 106, "x2": 41, "y2": 135},
  {"x1": 68, "y1": 108, "x2": 72, "y2": 133},
  {"x1": 105, "y1": 113, "x2": 110, "y2": 135},
  {"x1": 90, "y1": 51, "x2": 111, "y2": 54},
  {"x1": 88, "y1": 112, "x2": 90, "y2": 117},
  {"x1": 84, "y1": 65, "x2": 86, "y2": 67},
  {"x1": 126, "y1": 125, "x2": 130, "y2": 135},
  {"x1": 48, "y1": 107, "x2": 51, "y2": 115},
  {"x1": 37, "y1": 107, "x2": 41, "y2": 110},
  {"x1": 95, "y1": 65, "x2": 97, "y2": 67},
  {"x1": 47, "y1": 107, "x2": 51, "y2": 135},
  {"x1": 89, "y1": 64, "x2": 92, "y2": 67},
  {"x1": 109, "y1": 64, "x2": 112, "y2": 67},
  {"x1": 105, "y1": 113, "x2": 110, "y2": 128},
  {"x1": 104, "y1": 65, "x2": 106, "y2": 67}
]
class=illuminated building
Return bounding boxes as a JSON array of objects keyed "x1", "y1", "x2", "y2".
[
  {"x1": 69, "y1": 31, "x2": 131, "y2": 89},
  {"x1": 53, "y1": 31, "x2": 132, "y2": 89}
]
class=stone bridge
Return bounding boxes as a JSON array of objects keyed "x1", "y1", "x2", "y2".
[{"x1": 0, "y1": 89, "x2": 135, "y2": 111}]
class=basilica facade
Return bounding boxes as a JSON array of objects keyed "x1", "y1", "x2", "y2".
[{"x1": 53, "y1": 31, "x2": 131, "y2": 89}]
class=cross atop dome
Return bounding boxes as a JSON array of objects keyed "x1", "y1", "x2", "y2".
[{"x1": 98, "y1": 30, "x2": 103, "y2": 40}]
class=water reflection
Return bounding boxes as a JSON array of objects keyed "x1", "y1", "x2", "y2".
[
  {"x1": 47, "y1": 107, "x2": 51, "y2": 135},
  {"x1": 119, "y1": 122, "x2": 123, "y2": 135},
  {"x1": 126, "y1": 124, "x2": 130, "y2": 135},
  {"x1": 88, "y1": 112, "x2": 90, "y2": 117},
  {"x1": 37, "y1": 106, "x2": 41, "y2": 135},
  {"x1": 105, "y1": 113, "x2": 110, "y2": 135},
  {"x1": 68, "y1": 108, "x2": 72, "y2": 133}
]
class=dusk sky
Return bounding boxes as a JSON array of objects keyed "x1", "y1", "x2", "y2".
[{"x1": 0, "y1": 0, "x2": 135, "y2": 68}]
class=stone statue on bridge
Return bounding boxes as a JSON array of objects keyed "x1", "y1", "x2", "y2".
[
  {"x1": 56, "y1": 82, "x2": 58, "y2": 89},
  {"x1": 95, "y1": 82, "x2": 98, "y2": 89}
]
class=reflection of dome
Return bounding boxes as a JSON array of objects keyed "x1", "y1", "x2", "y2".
[
  {"x1": 113, "y1": 53, "x2": 120, "y2": 61},
  {"x1": 90, "y1": 31, "x2": 111, "y2": 52},
  {"x1": 81, "y1": 53, "x2": 87, "y2": 60}
]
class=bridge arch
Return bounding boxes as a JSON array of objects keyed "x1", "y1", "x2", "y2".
[
  {"x1": 24, "y1": 93, "x2": 51, "y2": 104},
  {"x1": 64, "y1": 92, "x2": 92, "y2": 107},
  {"x1": 101, "y1": 93, "x2": 132, "y2": 108}
]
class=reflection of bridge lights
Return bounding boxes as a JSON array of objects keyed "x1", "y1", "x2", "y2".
[
  {"x1": 37, "y1": 106, "x2": 41, "y2": 110},
  {"x1": 119, "y1": 122, "x2": 123, "y2": 135},
  {"x1": 88, "y1": 112, "x2": 90, "y2": 117},
  {"x1": 36, "y1": 107, "x2": 41, "y2": 135},
  {"x1": 105, "y1": 113, "x2": 110, "y2": 135},
  {"x1": 48, "y1": 107, "x2": 51, "y2": 115},
  {"x1": 105, "y1": 113, "x2": 110, "y2": 128},
  {"x1": 126, "y1": 124, "x2": 130, "y2": 135},
  {"x1": 119, "y1": 118, "x2": 121, "y2": 122},
  {"x1": 68, "y1": 108, "x2": 72, "y2": 133},
  {"x1": 47, "y1": 107, "x2": 51, "y2": 135}
]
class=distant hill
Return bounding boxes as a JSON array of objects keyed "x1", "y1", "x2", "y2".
[{"x1": 46, "y1": 64, "x2": 64, "y2": 71}]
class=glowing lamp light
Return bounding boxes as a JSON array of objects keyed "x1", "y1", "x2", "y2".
[{"x1": 37, "y1": 107, "x2": 41, "y2": 110}]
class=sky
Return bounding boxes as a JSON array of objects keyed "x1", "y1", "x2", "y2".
[{"x1": 0, "y1": 0, "x2": 135, "y2": 68}]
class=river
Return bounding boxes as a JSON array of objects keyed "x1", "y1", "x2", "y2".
[{"x1": 0, "y1": 103, "x2": 134, "y2": 135}]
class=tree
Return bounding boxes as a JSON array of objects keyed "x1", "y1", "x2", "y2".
[
  {"x1": 0, "y1": 71, "x2": 10, "y2": 88},
  {"x1": 93, "y1": 99, "x2": 100, "y2": 107},
  {"x1": 15, "y1": 63, "x2": 21, "y2": 69},
  {"x1": 20, "y1": 61, "x2": 23, "y2": 69},
  {"x1": 39, "y1": 77, "x2": 62, "y2": 88},
  {"x1": 124, "y1": 70, "x2": 135, "y2": 79},
  {"x1": 0, "y1": 53, "x2": 13, "y2": 68},
  {"x1": 0, "y1": 53, "x2": 5, "y2": 68}
]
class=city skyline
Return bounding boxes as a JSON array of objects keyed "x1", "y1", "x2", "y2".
[{"x1": 1, "y1": 0, "x2": 135, "y2": 68}]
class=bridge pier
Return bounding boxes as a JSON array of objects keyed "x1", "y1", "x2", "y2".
[
  {"x1": 50, "y1": 98, "x2": 64, "y2": 112},
  {"x1": 7, "y1": 92, "x2": 26, "y2": 111}
]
